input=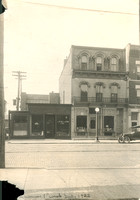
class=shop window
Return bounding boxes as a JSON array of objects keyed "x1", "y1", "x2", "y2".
[
  {"x1": 132, "y1": 122, "x2": 137, "y2": 126},
  {"x1": 56, "y1": 115, "x2": 70, "y2": 136},
  {"x1": 131, "y1": 112, "x2": 138, "y2": 127},
  {"x1": 13, "y1": 115, "x2": 28, "y2": 136},
  {"x1": 32, "y1": 115, "x2": 43, "y2": 136},
  {"x1": 104, "y1": 116, "x2": 114, "y2": 135},
  {"x1": 76, "y1": 116, "x2": 87, "y2": 132},
  {"x1": 90, "y1": 119, "x2": 96, "y2": 129}
]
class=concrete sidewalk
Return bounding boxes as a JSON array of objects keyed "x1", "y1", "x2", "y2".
[
  {"x1": 0, "y1": 168, "x2": 140, "y2": 200},
  {"x1": 7, "y1": 139, "x2": 118, "y2": 144}
]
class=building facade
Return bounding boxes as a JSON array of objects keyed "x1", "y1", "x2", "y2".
[
  {"x1": 9, "y1": 104, "x2": 71, "y2": 139},
  {"x1": 126, "y1": 44, "x2": 140, "y2": 128},
  {"x1": 59, "y1": 45, "x2": 129, "y2": 139},
  {"x1": 20, "y1": 92, "x2": 60, "y2": 111}
]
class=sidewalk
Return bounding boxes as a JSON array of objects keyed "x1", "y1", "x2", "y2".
[
  {"x1": 7, "y1": 138, "x2": 118, "y2": 144},
  {"x1": 1, "y1": 168, "x2": 140, "y2": 200}
]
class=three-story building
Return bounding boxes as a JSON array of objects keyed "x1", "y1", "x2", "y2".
[
  {"x1": 126, "y1": 44, "x2": 140, "y2": 128},
  {"x1": 59, "y1": 45, "x2": 129, "y2": 139}
]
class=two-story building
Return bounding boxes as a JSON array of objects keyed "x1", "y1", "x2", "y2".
[{"x1": 59, "y1": 45, "x2": 129, "y2": 139}]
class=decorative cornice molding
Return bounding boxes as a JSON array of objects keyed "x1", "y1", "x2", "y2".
[
  {"x1": 79, "y1": 81, "x2": 91, "y2": 88},
  {"x1": 94, "y1": 82, "x2": 106, "y2": 88},
  {"x1": 109, "y1": 82, "x2": 120, "y2": 89}
]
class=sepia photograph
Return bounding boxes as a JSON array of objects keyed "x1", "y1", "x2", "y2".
[{"x1": 0, "y1": 0, "x2": 140, "y2": 199}]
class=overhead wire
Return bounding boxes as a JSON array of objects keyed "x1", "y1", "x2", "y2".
[{"x1": 23, "y1": 1, "x2": 138, "y2": 16}]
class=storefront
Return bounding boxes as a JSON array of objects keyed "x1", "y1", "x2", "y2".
[
  {"x1": 9, "y1": 104, "x2": 72, "y2": 139},
  {"x1": 71, "y1": 106, "x2": 127, "y2": 139}
]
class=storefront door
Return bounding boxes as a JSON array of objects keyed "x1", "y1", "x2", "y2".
[{"x1": 45, "y1": 115, "x2": 55, "y2": 138}]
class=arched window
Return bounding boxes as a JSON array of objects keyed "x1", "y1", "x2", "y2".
[
  {"x1": 111, "y1": 57, "x2": 117, "y2": 71},
  {"x1": 96, "y1": 56, "x2": 102, "y2": 71},
  {"x1": 81, "y1": 55, "x2": 88, "y2": 70}
]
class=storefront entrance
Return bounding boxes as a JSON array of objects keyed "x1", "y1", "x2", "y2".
[{"x1": 45, "y1": 115, "x2": 55, "y2": 138}]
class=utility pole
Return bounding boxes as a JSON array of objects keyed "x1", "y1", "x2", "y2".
[
  {"x1": 12, "y1": 71, "x2": 27, "y2": 111},
  {"x1": 0, "y1": 0, "x2": 7, "y2": 168}
]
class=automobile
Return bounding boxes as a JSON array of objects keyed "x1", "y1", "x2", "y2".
[{"x1": 118, "y1": 125, "x2": 140, "y2": 143}]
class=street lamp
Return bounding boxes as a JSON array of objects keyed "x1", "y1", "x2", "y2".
[{"x1": 95, "y1": 107, "x2": 100, "y2": 143}]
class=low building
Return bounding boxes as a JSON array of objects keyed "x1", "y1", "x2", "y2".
[{"x1": 9, "y1": 104, "x2": 71, "y2": 139}]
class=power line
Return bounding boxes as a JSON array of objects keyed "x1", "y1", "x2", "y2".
[{"x1": 23, "y1": 1, "x2": 138, "y2": 16}]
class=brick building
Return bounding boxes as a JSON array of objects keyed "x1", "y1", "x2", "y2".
[
  {"x1": 59, "y1": 45, "x2": 129, "y2": 139},
  {"x1": 126, "y1": 44, "x2": 140, "y2": 127},
  {"x1": 20, "y1": 92, "x2": 60, "y2": 110}
]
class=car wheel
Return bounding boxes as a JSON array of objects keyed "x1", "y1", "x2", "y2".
[
  {"x1": 118, "y1": 136, "x2": 124, "y2": 143},
  {"x1": 124, "y1": 136, "x2": 130, "y2": 143}
]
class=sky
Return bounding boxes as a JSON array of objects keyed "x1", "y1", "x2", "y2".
[{"x1": 3, "y1": 0, "x2": 139, "y2": 111}]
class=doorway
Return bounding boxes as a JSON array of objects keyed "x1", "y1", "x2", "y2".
[{"x1": 45, "y1": 115, "x2": 55, "y2": 138}]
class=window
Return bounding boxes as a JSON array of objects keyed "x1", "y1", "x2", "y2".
[
  {"x1": 111, "y1": 93, "x2": 117, "y2": 102},
  {"x1": 131, "y1": 112, "x2": 138, "y2": 127},
  {"x1": 76, "y1": 116, "x2": 87, "y2": 130},
  {"x1": 96, "y1": 57, "x2": 102, "y2": 71},
  {"x1": 89, "y1": 108, "x2": 96, "y2": 114},
  {"x1": 80, "y1": 84, "x2": 88, "y2": 102},
  {"x1": 56, "y1": 115, "x2": 70, "y2": 136},
  {"x1": 111, "y1": 57, "x2": 117, "y2": 71},
  {"x1": 13, "y1": 115, "x2": 28, "y2": 136},
  {"x1": 96, "y1": 93, "x2": 103, "y2": 102},
  {"x1": 96, "y1": 85, "x2": 103, "y2": 102},
  {"x1": 131, "y1": 112, "x2": 138, "y2": 120},
  {"x1": 104, "y1": 116, "x2": 114, "y2": 135},
  {"x1": 81, "y1": 56, "x2": 87, "y2": 70},
  {"x1": 137, "y1": 66, "x2": 140, "y2": 73},
  {"x1": 135, "y1": 85, "x2": 140, "y2": 97},
  {"x1": 111, "y1": 85, "x2": 118, "y2": 102}
]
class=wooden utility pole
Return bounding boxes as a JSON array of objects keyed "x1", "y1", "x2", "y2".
[
  {"x1": 139, "y1": 0, "x2": 140, "y2": 44},
  {"x1": 0, "y1": 0, "x2": 6, "y2": 168},
  {"x1": 12, "y1": 71, "x2": 26, "y2": 111}
]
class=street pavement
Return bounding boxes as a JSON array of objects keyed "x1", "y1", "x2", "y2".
[{"x1": 0, "y1": 139, "x2": 140, "y2": 199}]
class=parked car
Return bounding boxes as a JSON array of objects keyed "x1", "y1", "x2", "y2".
[{"x1": 118, "y1": 125, "x2": 140, "y2": 143}]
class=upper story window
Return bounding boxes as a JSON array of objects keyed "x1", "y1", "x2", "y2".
[
  {"x1": 96, "y1": 85, "x2": 103, "y2": 102},
  {"x1": 111, "y1": 57, "x2": 118, "y2": 71},
  {"x1": 80, "y1": 84, "x2": 88, "y2": 102},
  {"x1": 111, "y1": 85, "x2": 118, "y2": 102},
  {"x1": 81, "y1": 55, "x2": 88, "y2": 70},
  {"x1": 96, "y1": 57, "x2": 102, "y2": 71},
  {"x1": 135, "y1": 85, "x2": 140, "y2": 97}
]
